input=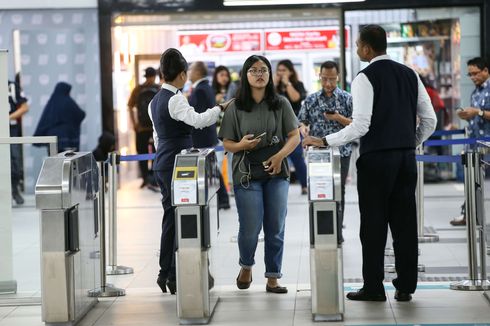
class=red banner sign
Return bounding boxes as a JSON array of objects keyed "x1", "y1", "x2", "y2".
[
  {"x1": 178, "y1": 31, "x2": 262, "y2": 54},
  {"x1": 265, "y1": 28, "x2": 348, "y2": 51}
]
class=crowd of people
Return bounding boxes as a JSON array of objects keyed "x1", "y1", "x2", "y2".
[{"x1": 7, "y1": 23, "x2": 490, "y2": 303}]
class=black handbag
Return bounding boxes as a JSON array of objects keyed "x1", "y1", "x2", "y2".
[
  {"x1": 236, "y1": 109, "x2": 288, "y2": 181},
  {"x1": 244, "y1": 143, "x2": 288, "y2": 180}
]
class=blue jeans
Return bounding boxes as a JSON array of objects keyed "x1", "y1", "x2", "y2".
[
  {"x1": 234, "y1": 177, "x2": 289, "y2": 278},
  {"x1": 288, "y1": 139, "x2": 307, "y2": 188}
]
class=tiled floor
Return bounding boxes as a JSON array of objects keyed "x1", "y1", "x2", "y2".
[{"x1": 1, "y1": 162, "x2": 490, "y2": 325}]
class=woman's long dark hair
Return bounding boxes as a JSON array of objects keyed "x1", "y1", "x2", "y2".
[
  {"x1": 235, "y1": 55, "x2": 280, "y2": 112},
  {"x1": 276, "y1": 59, "x2": 299, "y2": 87},
  {"x1": 212, "y1": 65, "x2": 231, "y2": 94},
  {"x1": 160, "y1": 48, "x2": 188, "y2": 82}
]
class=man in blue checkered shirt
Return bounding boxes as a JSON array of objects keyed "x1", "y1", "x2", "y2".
[
  {"x1": 451, "y1": 57, "x2": 490, "y2": 226},
  {"x1": 297, "y1": 60, "x2": 352, "y2": 242}
]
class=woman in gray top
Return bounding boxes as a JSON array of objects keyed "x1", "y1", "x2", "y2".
[{"x1": 219, "y1": 55, "x2": 300, "y2": 294}]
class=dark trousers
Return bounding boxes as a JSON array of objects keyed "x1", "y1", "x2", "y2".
[
  {"x1": 217, "y1": 172, "x2": 230, "y2": 206},
  {"x1": 357, "y1": 149, "x2": 418, "y2": 294},
  {"x1": 338, "y1": 155, "x2": 351, "y2": 242},
  {"x1": 10, "y1": 125, "x2": 22, "y2": 192},
  {"x1": 136, "y1": 130, "x2": 155, "y2": 183},
  {"x1": 154, "y1": 169, "x2": 176, "y2": 281},
  {"x1": 288, "y1": 142, "x2": 307, "y2": 188}
]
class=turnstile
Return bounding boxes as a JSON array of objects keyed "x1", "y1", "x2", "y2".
[
  {"x1": 307, "y1": 147, "x2": 344, "y2": 322},
  {"x1": 35, "y1": 151, "x2": 100, "y2": 325},
  {"x1": 172, "y1": 148, "x2": 220, "y2": 325}
]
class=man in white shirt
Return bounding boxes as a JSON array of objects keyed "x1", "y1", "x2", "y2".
[{"x1": 303, "y1": 25, "x2": 436, "y2": 302}]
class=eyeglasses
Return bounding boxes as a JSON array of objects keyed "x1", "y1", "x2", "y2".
[
  {"x1": 248, "y1": 69, "x2": 269, "y2": 76},
  {"x1": 319, "y1": 76, "x2": 338, "y2": 84},
  {"x1": 467, "y1": 70, "x2": 482, "y2": 77}
]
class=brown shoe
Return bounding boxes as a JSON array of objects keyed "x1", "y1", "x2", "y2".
[
  {"x1": 450, "y1": 216, "x2": 466, "y2": 226},
  {"x1": 236, "y1": 268, "x2": 252, "y2": 290}
]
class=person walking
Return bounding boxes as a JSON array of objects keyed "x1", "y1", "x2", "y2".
[
  {"x1": 275, "y1": 59, "x2": 308, "y2": 194},
  {"x1": 303, "y1": 25, "x2": 436, "y2": 302},
  {"x1": 188, "y1": 61, "x2": 230, "y2": 209},
  {"x1": 298, "y1": 60, "x2": 352, "y2": 243},
  {"x1": 127, "y1": 67, "x2": 160, "y2": 191},
  {"x1": 219, "y1": 55, "x2": 300, "y2": 294},
  {"x1": 8, "y1": 79, "x2": 29, "y2": 205},
  {"x1": 450, "y1": 57, "x2": 490, "y2": 226},
  {"x1": 149, "y1": 48, "x2": 230, "y2": 295}
]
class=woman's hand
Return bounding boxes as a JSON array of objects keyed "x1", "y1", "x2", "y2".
[
  {"x1": 281, "y1": 74, "x2": 290, "y2": 85},
  {"x1": 216, "y1": 93, "x2": 225, "y2": 103},
  {"x1": 263, "y1": 153, "x2": 285, "y2": 175},
  {"x1": 239, "y1": 134, "x2": 261, "y2": 151}
]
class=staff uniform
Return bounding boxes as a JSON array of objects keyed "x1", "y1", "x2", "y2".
[
  {"x1": 323, "y1": 54, "x2": 436, "y2": 295},
  {"x1": 149, "y1": 83, "x2": 221, "y2": 283}
]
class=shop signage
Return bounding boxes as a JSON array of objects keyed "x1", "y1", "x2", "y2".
[
  {"x1": 178, "y1": 31, "x2": 262, "y2": 54},
  {"x1": 265, "y1": 28, "x2": 348, "y2": 51}
]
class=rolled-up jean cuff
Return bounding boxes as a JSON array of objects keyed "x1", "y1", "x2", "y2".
[
  {"x1": 239, "y1": 261, "x2": 253, "y2": 270},
  {"x1": 264, "y1": 272, "x2": 282, "y2": 278}
]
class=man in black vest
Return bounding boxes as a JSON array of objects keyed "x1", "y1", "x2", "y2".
[
  {"x1": 188, "y1": 61, "x2": 230, "y2": 209},
  {"x1": 303, "y1": 25, "x2": 437, "y2": 302}
]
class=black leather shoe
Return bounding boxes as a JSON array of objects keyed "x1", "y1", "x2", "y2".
[
  {"x1": 218, "y1": 202, "x2": 231, "y2": 210},
  {"x1": 266, "y1": 284, "x2": 288, "y2": 294},
  {"x1": 346, "y1": 288, "x2": 386, "y2": 301},
  {"x1": 156, "y1": 276, "x2": 167, "y2": 293},
  {"x1": 12, "y1": 192, "x2": 24, "y2": 205},
  {"x1": 166, "y1": 280, "x2": 177, "y2": 295},
  {"x1": 394, "y1": 290, "x2": 412, "y2": 302}
]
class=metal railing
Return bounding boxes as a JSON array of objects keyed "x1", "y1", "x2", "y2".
[{"x1": 0, "y1": 135, "x2": 57, "y2": 306}]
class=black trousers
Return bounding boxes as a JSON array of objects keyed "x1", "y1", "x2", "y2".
[
  {"x1": 10, "y1": 125, "x2": 22, "y2": 192},
  {"x1": 154, "y1": 169, "x2": 176, "y2": 281},
  {"x1": 217, "y1": 172, "x2": 229, "y2": 207},
  {"x1": 357, "y1": 149, "x2": 418, "y2": 294},
  {"x1": 337, "y1": 155, "x2": 351, "y2": 242},
  {"x1": 136, "y1": 130, "x2": 155, "y2": 183}
]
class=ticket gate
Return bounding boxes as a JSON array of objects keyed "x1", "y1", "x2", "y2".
[
  {"x1": 35, "y1": 151, "x2": 100, "y2": 325},
  {"x1": 307, "y1": 147, "x2": 344, "y2": 322},
  {"x1": 172, "y1": 148, "x2": 220, "y2": 325}
]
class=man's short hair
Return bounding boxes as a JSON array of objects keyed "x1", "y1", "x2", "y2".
[
  {"x1": 320, "y1": 61, "x2": 339, "y2": 73},
  {"x1": 467, "y1": 57, "x2": 489, "y2": 70},
  {"x1": 193, "y1": 61, "x2": 208, "y2": 78},
  {"x1": 359, "y1": 24, "x2": 387, "y2": 53}
]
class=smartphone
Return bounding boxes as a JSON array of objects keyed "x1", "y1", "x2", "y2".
[{"x1": 253, "y1": 132, "x2": 267, "y2": 140}]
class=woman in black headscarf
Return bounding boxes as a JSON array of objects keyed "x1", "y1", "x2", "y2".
[{"x1": 34, "y1": 82, "x2": 86, "y2": 151}]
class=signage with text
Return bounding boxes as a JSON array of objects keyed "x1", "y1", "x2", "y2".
[
  {"x1": 178, "y1": 31, "x2": 263, "y2": 54},
  {"x1": 265, "y1": 28, "x2": 349, "y2": 51}
]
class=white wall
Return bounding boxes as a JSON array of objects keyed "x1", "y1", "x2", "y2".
[{"x1": 0, "y1": 0, "x2": 96, "y2": 9}]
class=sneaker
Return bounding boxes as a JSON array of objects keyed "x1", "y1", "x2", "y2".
[{"x1": 450, "y1": 215, "x2": 466, "y2": 226}]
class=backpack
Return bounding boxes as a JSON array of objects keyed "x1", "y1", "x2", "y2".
[{"x1": 136, "y1": 86, "x2": 159, "y2": 128}]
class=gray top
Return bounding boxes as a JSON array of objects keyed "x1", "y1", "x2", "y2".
[{"x1": 218, "y1": 95, "x2": 299, "y2": 186}]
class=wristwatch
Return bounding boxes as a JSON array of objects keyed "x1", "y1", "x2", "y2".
[
  {"x1": 322, "y1": 137, "x2": 328, "y2": 147},
  {"x1": 479, "y1": 109, "x2": 485, "y2": 118}
]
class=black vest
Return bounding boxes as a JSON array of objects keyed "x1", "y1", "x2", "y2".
[
  {"x1": 359, "y1": 59, "x2": 418, "y2": 156},
  {"x1": 151, "y1": 88, "x2": 193, "y2": 171}
]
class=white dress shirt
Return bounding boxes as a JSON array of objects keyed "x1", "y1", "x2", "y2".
[
  {"x1": 148, "y1": 83, "x2": 221, "y2": 149},
  {"x1": 325, "y1": 54, "x2": 437, "y2": 148}
]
